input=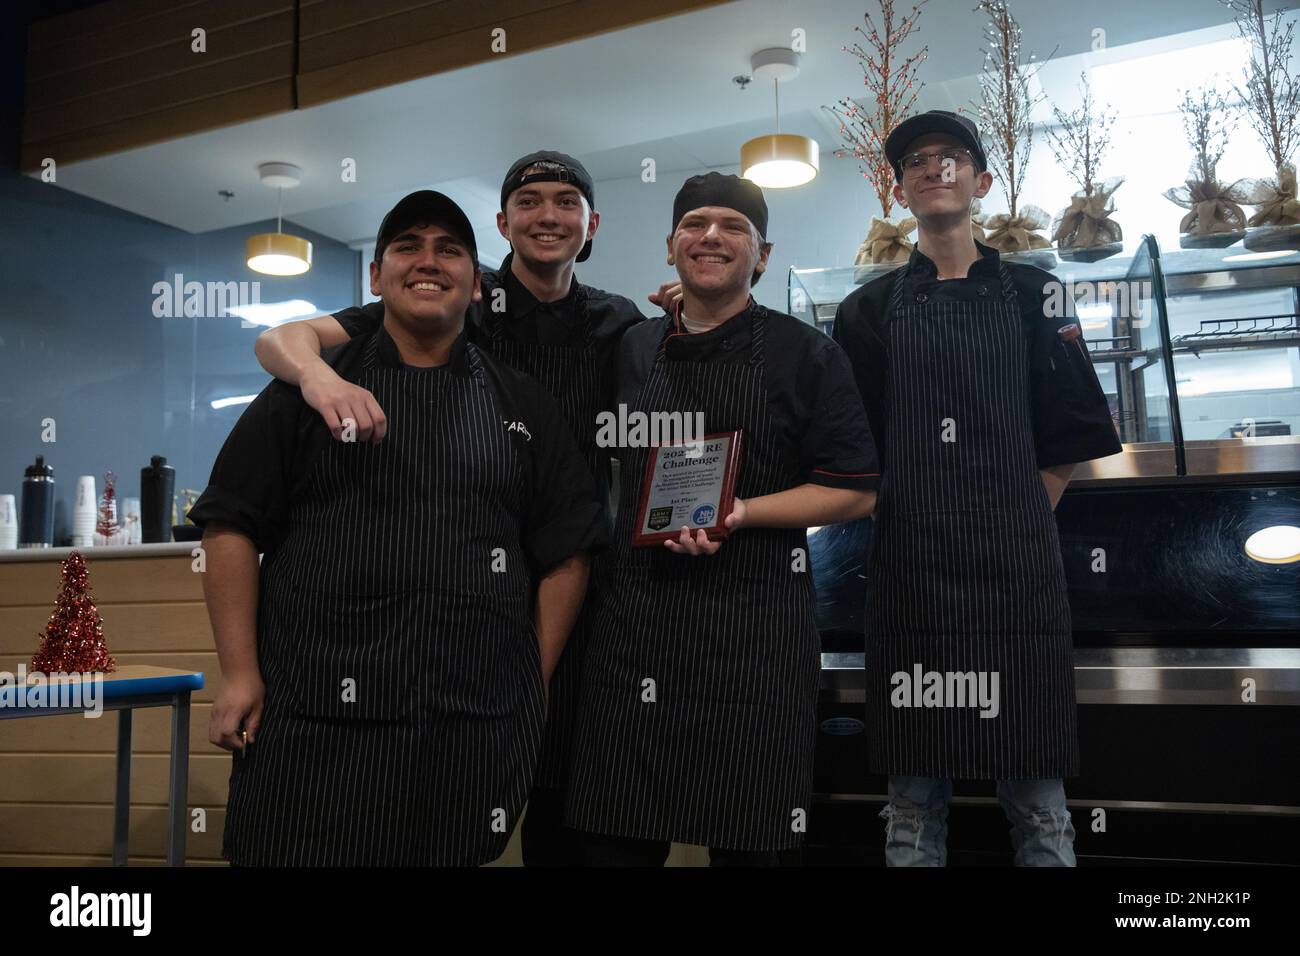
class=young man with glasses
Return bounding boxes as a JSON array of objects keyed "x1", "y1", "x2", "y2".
[{"x1": 833, "y1": 110, "x2": 1121, "y2": 866}]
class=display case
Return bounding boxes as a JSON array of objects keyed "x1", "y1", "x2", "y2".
[
  {"x1": 1158, "y1": 243, "x2": 1300, "y2": 477},
  {"x1": 789, "y1": 235, "x2": 1300, "y2": 481}
]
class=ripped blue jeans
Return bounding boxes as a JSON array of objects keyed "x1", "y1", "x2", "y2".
[{"x1": 880, "y1": 776, "x2": 1076, "y2": 867}]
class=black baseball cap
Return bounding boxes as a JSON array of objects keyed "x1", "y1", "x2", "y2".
[
  {"x1": 885, "y1": 110, "x2": 988, "y2": 178},
  {"x1": 374, "y1": 190, "x2": 478, "y2": 266},
  {"x1": 500, "y1": 150, "x2": 596, "y2": 262}
]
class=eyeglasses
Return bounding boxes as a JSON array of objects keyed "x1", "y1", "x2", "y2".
[{"x1": 900, "y1": 147, "x2": 975, "y2": 176}]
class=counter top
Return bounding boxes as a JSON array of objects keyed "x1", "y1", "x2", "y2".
[
  {"x1": 0, "y1": 541, "x2": 199, "y2": 563},
  {"x1": 821, "y1": 647, "x2": 1300, "y2": 705}
]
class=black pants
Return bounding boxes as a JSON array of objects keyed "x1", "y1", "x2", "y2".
[
  {"x1": 582, "y1": 832, "x2": 783, "y2": 867},
  {"x1": 520, "y1": 786, "x2": 586, "y2": 867}
]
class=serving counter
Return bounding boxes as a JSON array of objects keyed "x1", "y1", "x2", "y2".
[{"x1": 795, "y1": 234, "x2": 1300, "y2": 864}]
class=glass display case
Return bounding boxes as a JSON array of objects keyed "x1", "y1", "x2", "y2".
[
  {"x1": 789, "y1": 235, "x2": 1300, "y2": 481},
  {"x1": 1159, "y1": 243, "x2": 1300, "y2": 477}
]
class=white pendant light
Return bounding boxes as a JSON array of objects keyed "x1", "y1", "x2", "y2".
[
  {"x1": 247, "y1": 162, "x2": 312, "y2": 276},
  {"x1": 741, "y1": 48, "x2": 819, "y2": 189}
]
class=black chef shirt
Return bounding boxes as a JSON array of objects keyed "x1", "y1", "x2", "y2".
[
  {"x1": 333, "y1": 252, "x2": 645, "y2": 416},
  {"x1": 189, "y1": 322, "x2": 607, "y2": 575},
  {"x1": 618, "y1": 302, "x2": 881, "y2": 491},
  {"x1": 832, "y1": 240, "x2": 1122, "y2": 469}
]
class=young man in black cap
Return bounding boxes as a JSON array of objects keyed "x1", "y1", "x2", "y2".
[
  {"x1": 565, "y1": 172, "x2": 880, "y2": 866},
  {"x1": 252, "y1": 151, "x2": 659, "y2": 865},
  {"x1": 833, "y1": 110, "x2": 1122, "y2": 866},
  {"x1": 192, "y1": 191, "x2": 603, "y2": 866}
]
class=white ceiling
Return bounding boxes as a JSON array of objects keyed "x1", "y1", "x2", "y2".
[{"x1": 36, "y1": 0, "x2": 1278, "y2": 252}]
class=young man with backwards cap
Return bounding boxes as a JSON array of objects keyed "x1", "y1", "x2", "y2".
[
  {"x1": 833, "y1": 110, "x2": 1121, "y2": 866},
  {"x1": 191, "y1": 191, "x2": 604, "y2": 865},
  {"x1": 565, "y1": 172, "x2": 880, "y2": 866},
  {"x1": 253, "y1": 151, "x2": 668, "y2": 866}
]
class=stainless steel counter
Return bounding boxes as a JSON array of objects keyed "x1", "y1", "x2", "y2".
[{"x1": 821, "y1": 647, "x2": 1300, "y2": 705}]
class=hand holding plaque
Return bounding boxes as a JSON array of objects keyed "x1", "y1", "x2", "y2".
[{"x1": 632, "y1": 431, "x2": 742, "y2": 548}]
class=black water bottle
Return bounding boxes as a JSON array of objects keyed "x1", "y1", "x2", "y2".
[
  {"x1": 140, "y1": 455, "x2": 175, "y2": 544},
  {"x1": 20, "y1": 455, "x2": 55, "y2": 548}
]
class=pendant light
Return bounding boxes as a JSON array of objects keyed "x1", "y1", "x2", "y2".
[
  {"x1": 246, "y1": 162, "x2": 312, "y2": 276},
  {"x1": 741, "y1": 48, "x2": 819, "y2": 189}
]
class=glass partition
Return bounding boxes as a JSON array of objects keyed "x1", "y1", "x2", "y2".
[{"x1": 790, "y1": 235, "x2": 1300, "y2": 480}]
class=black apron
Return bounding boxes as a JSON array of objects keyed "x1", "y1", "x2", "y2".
[
  {"x1": 865, "y1": 263, "x2": 1079, "y2": 780},
  {"x1": 566, "y1": 305, "x2": 819, "y2": 852},
  {"x1": 485, "y1": 285, "x2": 607, "y2": 791},
  {"x1": 223, "y1": 332, "x2": 545, "y2": 865}
]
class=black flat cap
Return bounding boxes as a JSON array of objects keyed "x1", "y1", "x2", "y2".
[{"x1": 672, "y1": 171, "x2": 769, "y2": 239}]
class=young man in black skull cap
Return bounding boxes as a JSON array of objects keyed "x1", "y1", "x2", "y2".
[
  {"x1": 833, "y1": 109, "x2": 1121, "y2": 866},
  {"x1": 565, "y1": 172, "x2": 881, "y2": 866}
]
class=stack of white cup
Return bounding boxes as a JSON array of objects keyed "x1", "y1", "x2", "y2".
[
  {"x1": 0, "y1": 495, "x2": 16, "y2": 550},
  {"x1": 72, "y1": 475, "x2": 97, "y2": 547}
]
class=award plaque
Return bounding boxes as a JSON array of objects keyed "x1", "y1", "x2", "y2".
[{"x1": 632, "y1": 431, "x2": 742, "y2": 547}]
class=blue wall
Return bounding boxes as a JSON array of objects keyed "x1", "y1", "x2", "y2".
[{"x1": 0, "y1": 168, "x2": 359, "y2": 544}]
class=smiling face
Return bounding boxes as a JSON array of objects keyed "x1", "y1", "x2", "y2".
[
  {"x1": 497, "y1": 174, "x2": 598, "y2": 269},
  {"x1": 666, "y1": 206, "x2": 771, "y2": 298},
  {"x1": 370, "y1": 222, "x2": 481, "y2": 331},
  {"x1": 893, "y1": 132, "x2": 993, "y2": 224}
]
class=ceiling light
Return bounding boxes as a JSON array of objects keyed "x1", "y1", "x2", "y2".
[
  {"x1": 247, "y1": 162, "x2": 312, "y2": 276},
  {"x1": 211, "y1": 394, "x2": 258, "y2": 410},
  {"x1": 741, "y1": 48, "x2": 819, "y2": 189},
  {"x1": 226, "y1": 299, "x2": 319, "y2": 326}
]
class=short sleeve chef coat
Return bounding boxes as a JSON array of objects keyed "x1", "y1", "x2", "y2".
[
  {"x1": 618, "y1": 304, "x2": 882, "y2": 491},
  {"x1": 188, "y1": 325, "x2": 607, "y2": 573},
  {"x1": 832, "y1": 240, "x2": 1122, "y2": 468}
]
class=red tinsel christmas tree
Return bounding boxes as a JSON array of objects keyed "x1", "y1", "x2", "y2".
[
  {"x1": 31, "y1": 551, "x2": 117, "y2": 674},
  {"x1": 95, "y1": 470, "x2": 119, "y2": 539}
]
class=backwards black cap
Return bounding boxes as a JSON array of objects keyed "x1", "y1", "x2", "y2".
[
  {"x1": 500, "y1": 150, "x2": 596, "y2": 262},
  {"x1": 374, "y1": 190, "x2": 478, "y2": 266},
  {"x1": 884, "y1": 109, "x2": 988, "y2": 179},
  {"x1": 672, "y1": 172, "x2": 769, "y2": 240}
]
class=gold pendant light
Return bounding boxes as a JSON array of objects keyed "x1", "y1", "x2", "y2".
[
  {"x1": 247, "y1": 162, "x2": 312, "y2": 276},
  {"x1": 741, "y1": 48, "x2": 819, "y2": 189}
]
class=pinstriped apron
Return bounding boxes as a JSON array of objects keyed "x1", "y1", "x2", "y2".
[
  {"x1": 484, "y1": 284, "x2": 606, "y2": 791},
  {"x1": 865, "y1": 263, "x2": 1079, "y2": 780},
  {"x1": 224, "y1": 331, "x2": 545, "y2": 866},
  {"x1": 566, "y1": 305, "x2": 820, "y2": 851}
]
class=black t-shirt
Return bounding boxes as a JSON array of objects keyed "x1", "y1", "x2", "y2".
[
  {"x1": 334, "y1": 252, "x2": 646, "y2": 415},
  {"x1": 618, "y1": 303, "x2": 881, "y2": 491},
  {"x1": 832, "y1": 240, "x2": 1122, "y2": 469},
  {"x1": 189, "y1": 323, "x2": 607, "y2": 575}
]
